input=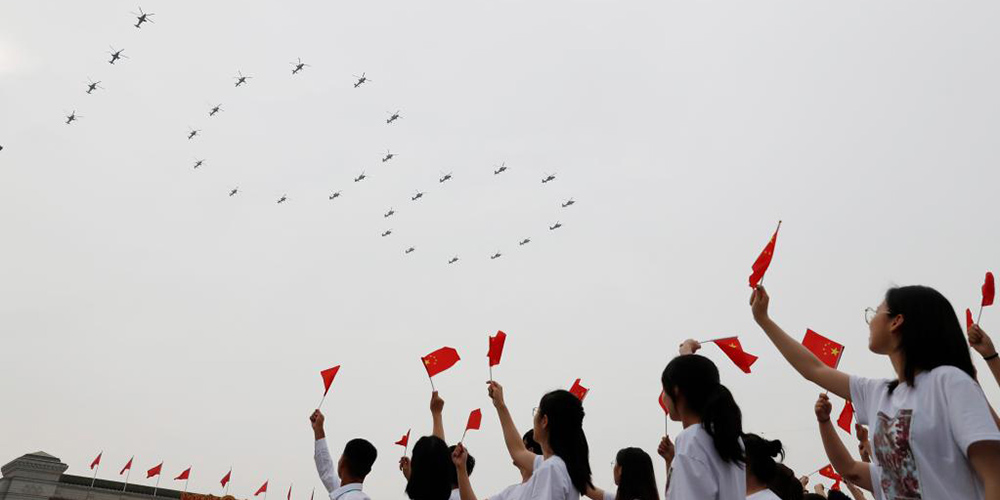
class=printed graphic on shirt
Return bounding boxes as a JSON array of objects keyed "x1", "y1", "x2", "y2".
[{"x1": 873, "y1": 409, "x2": 921, "y2": 500}]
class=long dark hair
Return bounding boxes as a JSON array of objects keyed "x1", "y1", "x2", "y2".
[
  {"x1": 614, "y1": 448, "x2": 659, "y2": 500},
  {"x1": 768, "y1": 463, "x2": 803, "y2": 500},
  {"x1": 538, "y1": 390, "x2": 593, "y2": 493},
  {"x1": 661, "y1": 355, "x2": 745, "y2": 464},
  {"x1": 405, "y1": 436, "x2": 452, "y2": 500},
  {"x1": 884, "y1": 285, "x2": 976, "y2": 392},
  {"x1": 743, "y1": 433, "x2": 783, "y2": 484}
]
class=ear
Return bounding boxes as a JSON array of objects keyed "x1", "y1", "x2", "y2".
[{"x1": 889, "y1": 313, "x2": 905, "y2": 333}]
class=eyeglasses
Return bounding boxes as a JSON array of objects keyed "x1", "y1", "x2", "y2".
[
  {"x1": 864, "y1": 307, "x2": 878, "y2": 325},
  {"x1": 532, "y1": 407, "x2": 539, "y2": 417}
]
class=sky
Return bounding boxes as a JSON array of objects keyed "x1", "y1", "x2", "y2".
[{"x1": 2, "y1": 0, "x2": 1000, "y2": 498}]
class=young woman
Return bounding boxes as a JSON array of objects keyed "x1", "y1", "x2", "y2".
[
  {"x1": 585, "y1": 447, "x2": 659, "y2": 500},
  {"x1": 659, "y1": 353, "x2": 746, "y2": 500},
  {"x1": 405, "y1": 436, "x2": 454, "y2": 500},
  {"x1": 453, "y1": 383, "x2": 593, "y2": 500},
  {"x1": 742, "y1": 433, "x2": 801, "y2": 500},
  {"x1": 750, "y1": 285, "x2": 1000, "y2": 500}
]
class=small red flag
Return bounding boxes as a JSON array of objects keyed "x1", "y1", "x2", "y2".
[
  {"x1": 466, "y1": 409, "x2": 483, "y2": 431},
  {"x1": 983, "y1": 272, "x2": 995, "y2": 307},
  {"x1": 422, "y1": 347, "x2": 461, "y2": 377},
  {"x1": 90, "y1": 452, "x2": 102, "y2": 470},
  {"x1": 708, "y1": 337, "x2": 758, "y2": 374},
  {"x1": 967, "y1": 308, "x2": 975, "y2": 329},
  {"x1": 255, "y1": 481, "x2": 268, "y2": 496},
  {"x1": 220, "y1": 469, "x2": 232, "y2": 488},
  {"x1": 488, "y1": 331, "x2": 507, "y2": 367},
  {"x1": 175, "y1": 468, "x2": 191, "y2": 481},
  {"x1": 832, "y1": 479, "x2": 842, "y2": 491},
  {"x1": 147, "y1": 463, "x2": 163, "y2": 479},
  {"x1": 749, "y1": 221, "x2": 781, "y2": 288},
  {"x1": 818, "y1": 464, "x2": 842, "y2": 482},
  {"x1": 287, "y1": 484, "x2": 292, "y2": 500},
  {"x1": 802, "y1": 329, "x2": 844, "y2": 369},
  {"x1": 658, "y1": 390, "x2": 669, "y2": 415},
  {"x1": 569, "y1": 378, "x2": 589, "y2": 401},
  {"x1": 837, "y1": 400, "x2": 854, "y2": 434},
  {"x1": 320, "y1": 366, "x2": 341, "y2": 396},
  {"x1": 120, "y1": 457, "x2": 133, "y2": 475},
  {"x1": 395, "y1": 430, "x2": 410, "y2": 447}
]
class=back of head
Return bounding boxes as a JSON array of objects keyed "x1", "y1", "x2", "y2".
[
  {"x1": 885, "y1": 285, "x2": 976, "y2": 391},
  {"x1": 522, "y1": 429, "x2": 543, "y2": 455},
  {"x1": 743, "y1": 433, "x2": 783, "y2": 484},
  {"x1": 661, "y1": 355, "x2": 745, "y2": 464},
  {"x1": 406, "y1": 436, "x2": 452, "y2": 500},
  {"x1": 767, "y1": 463, "x2": 803, "y2": 500},
  {"x1": 614, "y1": 448, "x2": 659, "y2": 500},
  {"x1": 447, "y1": 445, "x2": 475, "y2": 485},
  {"x1": 802, "y1": 495, "x2": 825, "y2": 500},
  {"x1": 538, "y1": 390, "x2": 593, "y2": 493},
  {"x1": 342, "y1": 439, "x2": 377, "y2": 480},
  {"x1": 826, "y1": 490, "x2": 850, "y2": 500}
]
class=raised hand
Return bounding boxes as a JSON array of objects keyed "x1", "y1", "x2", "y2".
[
  {"x1": 815, "y1": 393, "x2": 832, "y2": 423},
  {"x1": 750, "y1": 285, "x2": 771, "y2": 324}
]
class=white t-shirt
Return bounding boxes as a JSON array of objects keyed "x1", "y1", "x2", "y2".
[
  {"x1": 745, "y1": 490, "x2": 780, "y2": 500},
  {"x1": 851, "y1": 366, "x2": 1000, "y2": 500},
  {"x1": 498, "y1": 455, "x2": 579, "y2": 500},
  {"x1": 665, "y1": 423, "x2": 746, "y2": 500}
]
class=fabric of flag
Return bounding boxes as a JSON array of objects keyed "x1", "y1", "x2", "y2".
[
  {"x1": 802, "y1": 329, "x2": 844, "y2": 368},
  {"x1": 395, "y1": 430, "x2": 410, "y2": 447},
  {"x1": 658, "y1": 390, "x2": 669, "y2": 415},
  {"x1": 220, "y1": 470, "x2": 232, "y2": 488},
  {"x1": 488, "y1": 331, "x2": 507, "y2": 367},
  {"x1": 466, "y1": 409, "x2": 482, "y2": 431},
  {"x1": 983, "y1": 272, "x2": 995, "y2": 307},
  {"x1": 819, "y1": 464, "x2": 842, "y2": 481},
  {"x1": 708, "y1": 337, "x2": 758, "y2": 373},
  {"x1": 90, "y1": 452, "x2": 102, "y2": 470},
  {"x1": 147, "y1": 463, "x2": 163, "y2": 479},
  {"x1": 837, "y1": 400, "x2": 854, "y2": 434},
  {"x1": 255, "y1": 481, "x2": 268, "y2": 496},
  {"x1": 569, "y1": 378, "x2": 589, "y2": 401},
  {"x1": 422, "y1": 347, "x2": 461, "y2": 377},
  {"x1": 967, "y1": 308, "x2": 975, "y2": 329},
  {"x1": 320, "y1": 366, "x2": 341, "y2": 396},
  {"x1": 120, "y1": 457, "x2": 133, "y2": 475},
  {"x1": 175, "y1": 468, "x2": 190, "y2": 481},
  {"x1": 748, "y1": 222, "x2": 780, "y2": 288}
]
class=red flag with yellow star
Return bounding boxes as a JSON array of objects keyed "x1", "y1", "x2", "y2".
[
  {"x1": 422, "y1": 347, "x2": 460, "y2": 377},
  {"x1": 708, "y1": 337, "x2": 758, "y2": 374},
  {"x1": 802, "y1": 329, "x2": 844, "y2": 368},
  {"x1": 748, "y1": 221, "x2": 781, "y2": 288}
]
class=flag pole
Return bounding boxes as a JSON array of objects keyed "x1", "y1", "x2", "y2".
[
  {"x1": 87, "y1": 459, "x2": 100, "y2": 500},
  {"x1": 225, "y1": 467, "x2": 232, "y2": 496},
  {"x1": 489, "y1": 365, "x2": 493, "y2": 384},
  {"x1": 184, "y1": 477, "x2": 189, "y2": 495},
  {"x1": 460, "y1": 429, "x2": 468, "y2": 445},
  {"x1": 317, "y1": 393, "x2": 327, "y2": 410},
  {"x1": 123, "y1": 467, "x2": 131, "y2": 492},
  {"x1": 978, "y1": 305, "x2": 985, "y2": 325},
  {"x1": 428, "y1": 374, "x2": 436, "y2": 392},
  {"x1": 153, "y1": 473, "x2": 161, "y2": 498}
]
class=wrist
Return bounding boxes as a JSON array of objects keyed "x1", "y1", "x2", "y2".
[
  {"x1": 817, "y1": 416, "x2": 830, "y2": 424},
  {"x1": 314, "y1": 429, "x2": 325, "y2": 440},
  {"x1": 984, "y1": 352, "x2": 999, "y2": 361}
]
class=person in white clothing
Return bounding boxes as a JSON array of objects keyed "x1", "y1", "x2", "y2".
[
  {"x1": 584, "y1": 447, "x2": 660, "y2": 500},
  {"x1": 453, "y1": 384, "x2": 593, "y2": 500},
  {"x1": 658, "y1": 351, "x2": 746, "y2": 500},
  {"x1": 310, "y1": 410, "x2": 377, "y2": 500},
  {"x1": 742, "y1": 433, "x2": 800, "y2": 500},
  {"x1": 750, "y1": 284, "x2": 1000, "y2": 500}
]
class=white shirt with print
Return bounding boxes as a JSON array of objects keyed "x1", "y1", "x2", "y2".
[
  {"x1": 665, "y1": 423, "x2": 746, "y2": 500},
  {"x1": 850, "y1": 366, "x2": 1000, "y2": 500},
  {"x1": 495, "y1": 455, "x2": 579, "y2": 500}
]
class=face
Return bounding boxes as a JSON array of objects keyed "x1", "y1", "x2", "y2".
[
  {"x1": 867, "y1": 300, "x2": 902, "y2": 355},
  {"x1": 613, "y1": 463, "x2": 622, "y2": 485},
  {"x1": 532, "y1": 405, "x2": 548, "y2": 446}
]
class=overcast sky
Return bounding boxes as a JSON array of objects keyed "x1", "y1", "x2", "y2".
[{"x1": 3, "y1": 0, "x2": 1000, "y2": 498}]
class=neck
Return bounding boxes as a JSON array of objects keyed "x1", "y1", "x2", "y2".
[
  {"x1": 890, "y1": 350, "x2": 906, "y2": 383},
  {"x1": 746, "y1": 477, "x2": 767, "y2": 495},
  {"x1": 541, "y1": 442, "x2": 555, "y2": 459},
  {"x1": 680, "y1": 411, "x2": 701, "y2": 429},
  {"x1": 340, "y1": 477, "x2": 362, "y2": 488}
]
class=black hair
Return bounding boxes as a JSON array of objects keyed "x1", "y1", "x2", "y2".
[
  {"x1": 661, "y1": 355, "x2": 745, "y2": 464},
  {"x1": 802, "y1": 495, "x2": 825, "y2": 500},
  {"x1": 446, "y1": 445, "x2": 475, "y2": 486},
  {"x1": 538, "y1": 390, "x2": 593, "y2": 493},
  {"x1": 767, "y1": 463, "x2": 803, "y2": 500},
  {"x1": 405, "y1": 436, "x2": 452, "y2": 500},
  {"x1": 614, "y1": 448, "x2": 659, "y2": 500},
  {"x1": 884, "y1": 285, "x2": 977, "y2": 393},
  {"x1": 743, "y1": 433, "x2": 784, "y2": 485},
  {"x1": 827, "y1": 490, "x2": 850, "y2": 500},
  {"x1": 342, "y1": 439, "x2": 377, "y2": 480},
  {"x1": 522, "y1": 429, "x2": 543, "y2": 455}
]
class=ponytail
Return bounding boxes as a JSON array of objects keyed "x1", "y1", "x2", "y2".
[
  {"x1": 743, "y1": 433, "x2": 784, "y2": 485},
  {"x1": 538, "y1": 390, "x2": 593, "y2": 493},
  {"x1": 661, "y1": 354, "x2": 745, "y2": 465}
]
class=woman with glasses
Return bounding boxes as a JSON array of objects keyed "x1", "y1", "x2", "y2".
[
  {"x1": 583, "y1": 448, "x2": 659, "y2": 500},
  {"x1": 749, "y1": 285, "x2": 1000, "y2": 500},
  {"x1": 452, "y1": 381, "x2": 593, "y2": 500}
]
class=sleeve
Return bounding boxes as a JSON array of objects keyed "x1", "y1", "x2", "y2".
[
  {"x1": 849, "y1": 375, "x2": 885, "y2": 427},
  {"x1": 314, "y1": 438, "x2": 341, "y2": 493},
  {"x1": 526, "y1": 465, "x2": 569, "y2": 500},
  {"x1": 665, "y1": 455, "x2": 716, "y2": 500},
  {"x1": 603, "y1": 490, "x2": 615, "y2": 500},
  {"x1": 941, "y1": 369, "x2": 1000, "y2": 456},
  {"x1": 532, "y1": 455, "x2": 544, "y2": 471}
]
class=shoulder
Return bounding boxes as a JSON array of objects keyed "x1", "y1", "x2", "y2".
[
  {"x1": 674, "y1": 425, "x2": 709, "y2": 455},
  {"x1": 924, "y1": 365, "x2": 976, "y2": 384}
]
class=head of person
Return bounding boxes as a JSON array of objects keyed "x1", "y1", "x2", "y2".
[
  {"x1": 661, "y1": 354, "x2": 745, "y2": 464},
  {"x1": 867, "y1": 285, "x2": 976, "y2": 391},
  {"x1": 446, "y1": 445, "x2": 475, "y2": 487},
  {"x1": 405, "y1": 436, "x2": 452, "y2": 500},
  {"x1": 338, "y1": 438, "x2": 377, "y2": 483},
  {"x1": 523, "y1": 429, "x2": 543, "y2": 455},
  {"x1": 743, "y1": 433, "x2": 783, "y2": 489},
  {"x1": 533, "y1": 389, "x2": 593, "y2": 493},
  {"x1": 802, "y1": 495, "x2": 825, "y2": 500},
  {"x1": 612, "y1": 447, "x2": 659, "y2": 500},
  {"x1": 767, "y1": 463, "x2": 804, "y2": 500},
  {"x1": 826, "y1": 490, "x2": 850, "y2": 500}
]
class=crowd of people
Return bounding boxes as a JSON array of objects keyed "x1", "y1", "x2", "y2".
[{"x1": 307, "y1": 284, "x2": 1000, "y2": 500}]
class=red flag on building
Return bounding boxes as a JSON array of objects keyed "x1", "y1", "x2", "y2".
[
  {"x1": 569, "y1": 378, "x2": 589, "y2": 401},
  {"x1": 658, "y1": 390, "x2": 669, "y2": 415},
  {"x1": 220, "y1": 469, "x2": 232, "y2": 488},
  {"x1": 466, "y1": 409, "x2": 482, "y2": 431},
  {"x1": 967, "y1": 308, "x2": 975, "y2": 329},
  {"x1": 320, "y1": 366, "x2": 341, "y2": 396},
  {"x1": 90, "y1": 452, "x2": 102, "y2": 470},
  {"x1": 147, "y1": 463, "x2": 163, "y2": 479},
  {"x1": 488, "y1": 331, "x2": 507, "y2": 367},
  {"x1": 802, "y1": 329, "x2": 844, "y2": 368},
  {"x1": 422, "y1": 347, "x2": 461, "y2": 377},
  {"x1": 395, "y1": 430, "x2": 410, "y2": 447},
  {"x1": 818, "y1": 464, "x2": 842, "y2": 482},
  {"x1": 120, "y1": 457, "x2": 133, "y2": 475},
  {"x1": 707, "y1": 337, "x2": 758, "y2": 373},
  {"x1": 837, "y1": 400, "x2": 854, "y2": 434},
  {"x1": 255, "y1": 481, "x2": 268, "y2": 497},
  {"x1": 748, "y1": 221, "x2": 781, "y2": 288},
  {"x1": 175, "y1": 468, "x2": 190, "y2": 481},
  {"x1": 983, "y1": 272, "x2": 996, "y2": 307}
]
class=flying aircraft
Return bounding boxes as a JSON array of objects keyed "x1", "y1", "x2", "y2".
[
  {"x1": 229, "y1": 187, "x2": 238, "y2": 196},
  {"x1": 381, "y1": 230, "x2": 392, "y2": 237},
  {"x1": 493, "y1": 162, "x2": 507, "y2": 175},
  {"x1": 187, "y1": 128, "x2": 200, "y2": 140},
  {"x1": 291, "y1": 58, "x2": 309, "y2": 75},
  {"x1": 193, "y1": 159, "x2": 204, "y2": 169},
  {"x1": 405, "y1": 247, "x2": 415, "y2": 254},
  {"x1": 561, "y1": 198, "x2": 575, "y2": 208},
  {"x1": 329, "y1": 191, "x2": 342, "y2": 200},
  {"x1": 411, "y1": 191, "x2": 424, "y2": 201},
  {"x1": 519, "y1": 238, "x2": 531, "y2": 246},
  {"x1": 86, "y1": 79, "x2": 102, "y2": 94},
  {"x1": 448, "y1": 256, "x2": 459, "y2": 264},
  {"x1": 386, "y1": 110, "x2": 400, "y2": 124},
  {"x1": 438, "y1": 172, "x2": 453, "y2": 183},
  {"x1": 353, "y1": 73, "x2": 370, "y2": 88},
  {"x1": 108, "y1": 47, "x2": 127, "y2": 64},
  {"x1": 382, "y1": 150, "x2": 395, "y2": 163},
  {"x1": 234, "y1": 71, "x2": 252, "y2": 87},
  {"x1": 490, "y1": 251, "x2": 502, "y2": 260},
  {"x1": 65, "y1": 111, "x2": 80, "y2": 124},
  {"x1": 354, "y1": 172, "x2": 367, "y2": 183},
  {"x1": 132, "y1": 7, "x2": 154, "y2": 28},
  {"x1": 549, "y1": 222, "x2": 562, "y2": 231},
  {"x1": 384, "y1": 208, "x2": 395, "y2": 218},
  {"x1": 541, "y1": 173, "x2": 556, "y2": 184},
  {"x1": 277, "y1": 195, "x2": 288, "y2": 204},
  {"x1": 209, "y1": 104, "x2": 223, "y2": 116}
]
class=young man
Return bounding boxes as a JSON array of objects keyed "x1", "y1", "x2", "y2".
[{"x1": 311, "y1": 409, "x2": 377, "y2": 500}]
